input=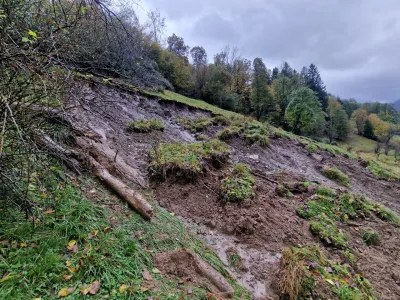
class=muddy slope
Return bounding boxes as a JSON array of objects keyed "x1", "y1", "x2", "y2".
[{"x1": 69, "y1": 84, "x2": 400, "y2": 299}]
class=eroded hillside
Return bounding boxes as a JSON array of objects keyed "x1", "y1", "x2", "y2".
[{"x1": 49, "y1": 81, "x2": 400, "y2": 300}]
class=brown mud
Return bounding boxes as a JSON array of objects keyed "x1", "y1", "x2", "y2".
[{"x1": 69, "y1": 83, "x2": 400, "y2": 299}]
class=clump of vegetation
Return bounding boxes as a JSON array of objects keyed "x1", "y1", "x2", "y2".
[
  {"x1": 178, "y1": 116, "x2": 233, "y2": 134},
  {"x1": 128, "y1": 118, "x2": 165, "y2": 132},
  {"x1": 212, "y1": 115, "x2": 231, "y2": 126},
  {"x1": 373, "y1": 204, "x2": 400, "y2": 225},
  {"x1": 367, "y1": 160, "x2": 400, "y2": 181},
  {"x1": 277, "y1": 245, "x2": 374, "y2": 300},
  {"x1": 216, "y1": 126, "x2": 241, "y2": 140},
  {"x1": 316, "y1": 186, "x2": 336, "y2": 197},
  {"x1": 177, "y1": 117, "x2": 213, "y2": 133},
  {"x1": 321, "y1": 165, "x2": 350, "y2": 186},
  {"x1": 361, "y1": 227, "x2": 379, "y2": 246},
  {"x1": 310, "y1": 215, "x2": 348, "y2": 249},
  {"x1": 307, "y1": 143, "x2": 319, "y2": 154},
  {"x1": 226, "y1": 248, "x2": 245, "y2": 271},
  {"x1": 243, "y1": 132, "x2": 270, "y2": 147},
  {"x1": 276, "y1": 184, "x2": 294, "y2": 198},
  {"x1": 149, "y1": 140, "x2": 230, "y2": 181},
  {"x1": 220, "y1": 163, "x2": 256, "y2": 202}
]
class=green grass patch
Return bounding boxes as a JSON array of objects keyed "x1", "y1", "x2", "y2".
[
  {"x1": 0, "y1": 171, "x2": 250, "y2": 299},
  {"x1": 216, "y1": 126, "x2": 242, "y2": 141},
  {"x1": 220, "y1": 163, "x2": 256, "y2": 202},
  {"x1": 366, "y1": 159, "x2": 400, "y2": 181},
  {"x1": 321, "y1": 165, "x2": 351, "y2": 186},
  {"x1": 143, "y1": 90, "x2": 241, "y2": 118},
  {"x1": 310, "y1": 215, "x2": 348, "y2": 249},
  {"x1": 148, "y1": 139, "x2": 230, "y2": 181},
  {"x1": 361, "y1": 227, "x2": 379, "y2": 246},
  {"x1": 128, "y1": 118, "x2": 165, "y2": 133},
  {"x1": 307, "y1": 143, "x2": 319, "y2": 154},
  {"x1": 277, "y1": 245, "x2": 375, "y2": 300}
]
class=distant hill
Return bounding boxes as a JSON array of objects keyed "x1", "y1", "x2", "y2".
[{"x1": 392, "y1": 99, "x2": 400, "y2": 111}]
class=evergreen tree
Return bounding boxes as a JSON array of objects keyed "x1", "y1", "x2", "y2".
[
  {"x1": 363, "y1": 119, "x2": 375, "y2": 139},
  {"x1": 250, "y1": 58, "x2": 273, "y2": 120},
  {"x1": 271, "y1": 67, "x2": 279, "y2": 81},
  {"x1": 306, "y1": 64, "x2": 328, "y2": 110},
  {"x1": 281, "y1": 61, "x2": 293, "y2": 78}
]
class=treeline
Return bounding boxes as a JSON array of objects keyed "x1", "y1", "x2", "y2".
[{"x1": 147, "y1": 33, "x2": 349, "y2": 140}]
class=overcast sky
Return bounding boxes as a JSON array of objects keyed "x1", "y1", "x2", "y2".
[{"x1": 135, "y1": 0, "x2": 400, "y2": 102}]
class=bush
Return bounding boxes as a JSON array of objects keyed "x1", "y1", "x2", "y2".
[
  {"x1": 220, "y1": 163, "x2": 256, "y2": 202},
  {"x1": 361, "y1": 227, "x2": 379, "y2": 246},
  {"x1": 316, "y1": 186, "x2": 335, "y2": 197},
  {"x1": 149, "y1": 140, "x2": 230, "y2": 181},
  {"x1": 128, "y1": 119, "x2": 165, "y2": 132},
  {"x1": 322, "y1": 165, "x2": 350, "y2": 186}
]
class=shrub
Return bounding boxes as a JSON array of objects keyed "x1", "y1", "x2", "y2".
[
  {"x1": 361, "y1": 227, "x2": 379, "y2": 246},
  {"x1": 149, "y1": 140, "x2": 230, "y2": 181},
  {"x1": 128, "y1": 119, "x2": 165, "y2": 132},
  {"x1": 220, "y1": 163, "x2": 255, "y2": 202},
  {"x1": 321, "y1": 165, "x2": 350, "y2": 186}
]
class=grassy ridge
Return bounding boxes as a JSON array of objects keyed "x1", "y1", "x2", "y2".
[{"x1": 142, "y1": 90, "x2": 241, "y2": 118}]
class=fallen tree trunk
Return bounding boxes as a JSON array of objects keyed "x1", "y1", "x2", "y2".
[
  {"x1": 89, "y1": 157, "x2": 154, "y2": 220},
  {"x1": 35, "y1": 132, "x2": 154, "y2": 220}
]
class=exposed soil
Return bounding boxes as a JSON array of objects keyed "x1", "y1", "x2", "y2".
[{"x1": 69, "y1": 83, "x2": 400, "y2": 299}]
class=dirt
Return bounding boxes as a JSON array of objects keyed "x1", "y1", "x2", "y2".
[
  {"x1": 154, "y1": 248, "x2": 234, "y2": 298},
  {"x1": 68, "y1": 83, "x2": 400, "y2": 299}
]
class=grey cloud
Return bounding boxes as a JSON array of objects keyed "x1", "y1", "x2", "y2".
[
  {"x1": 191, "y1": 13, "x2": 237, "y2": 43},
  {"x1": 143, "y1": 0, "x2": 400, "y2": 101}
]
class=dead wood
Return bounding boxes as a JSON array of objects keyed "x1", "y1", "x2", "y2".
[
  {"x1": 154, "y1": 248, "x2": 234, "y2": 298},
  {"x1": 35, "y1": 132, "x2": 154, "y2": 220}
]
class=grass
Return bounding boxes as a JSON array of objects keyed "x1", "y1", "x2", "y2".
[
  {"x1": 226, "y1": 248, "x2": 244, "y2": 271},
  {"x1": 366, "y1": 159, "x2": 400, "y2": 181},
  {"x1": 310, "y1": 215, "x2": 348, "y2": 249},
  {"x1": 178, "y1": 116, "x2": 231, "y2": 133},
  {"x1": 0, "y1": 172, "x2": 250, "y2": 299},
  {"x1": 216, "y1": 126, "x2": 241, "y2": 140},
  {"x1": 143, "y1": 90, "x2": 241, "y2": 118},
  {"x1": 321, "y1": 165, "x2": 351, "y2": 186},
  {"x1": 361, "y1": 227, "x2": 379, "y2": 246},
  {"x1": 148, "y1": 139, "x2": 230, "y2": 181},
  {"x1": 277, "y1": 245, "x2": 375, "y2": 300},
  {"x1": 220, "y1": 163, "x2": 256, "y2": 202},
  {"x1": 128, "y1": 118, "x2": 165, "y2": 132},
  {"x1": 337, "y1": 133, "x2": 377, "y2": 153}
]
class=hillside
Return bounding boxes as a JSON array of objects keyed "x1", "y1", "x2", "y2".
[
  {"x1": 2, "y1": 1, "x2": 400, "y2": 299},
  {"x1": 7, "y1": 79, "x2": 399, "y2": 299}
]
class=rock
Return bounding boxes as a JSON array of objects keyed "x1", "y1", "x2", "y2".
[
  {"x1": 311, "y1": 153, "x2": 324, "y2": 162},
  {"x1": 248, "y1": 154, "x2": 259, "y2": 160}
]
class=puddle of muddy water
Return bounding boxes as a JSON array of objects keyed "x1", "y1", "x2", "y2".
[{"x1": 181, "y1": 218, "x2": 281, "y2": 300}]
